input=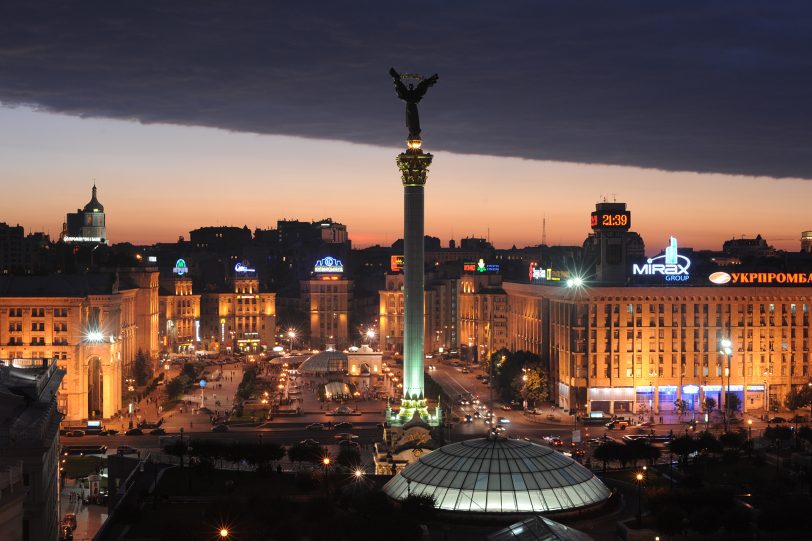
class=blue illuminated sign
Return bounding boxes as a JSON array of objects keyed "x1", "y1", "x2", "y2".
[
  {"x1": 234, "y1": 262, "x2": 255, "y2": 273},
  {"x1": 314, "y1": 257, "x2": 344, "y2": 273},
  {"x1": 632, "y1": 236, "x2": 691, "y2": 282}
]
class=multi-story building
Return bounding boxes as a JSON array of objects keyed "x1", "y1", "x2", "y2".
[
  {"x1": 379, "y1": 273, "x2": 459, "y2": 355},
  {"x1": 200, "y1": 265, "x2": 276, "y2": 353},
  {"x1": 0, "y1": 272, "x2": 159, "y2": 423},
  {"x1": 504, "y1": 280, "x2": 812, "y2": 416},
  {"x1": 459, "y1": 273, "x2": 508, "y2": 362},
  {"x1": 0, "y1": 357, "x2": 64, "y2": 541},
  {"x1": 62, "y1": 184, "x2": 108, "y2": 245},
  {"x1": 582, "y1": 201, "x2": 645, "y2": 284},
  {"x1": 159, "y1": 268, "x2": 201, "y2": 352},
  {"x1": 301, "y1": 257, "x2": 351, "y2": 349},
  {"x1": 0, "y1": 223, "x2": 50, "y2": 275}
]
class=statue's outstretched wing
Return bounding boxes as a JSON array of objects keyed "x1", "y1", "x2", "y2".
[
  {"x1": 389, "y1": 67, "x2": 409, "y2": 99},
  {"x1": 414, "y1": 73, "x2": 439, "y2": 98}
]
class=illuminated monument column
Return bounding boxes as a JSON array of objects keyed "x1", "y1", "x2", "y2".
[
  {"x1": 399, "y1": 143, "x2": 431, "y2": 418},
  {"x1": 387, "y1": 68, "x2": 440, "y2": 426}
]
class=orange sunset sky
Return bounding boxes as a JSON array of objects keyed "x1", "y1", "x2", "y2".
[{"x1": 1, "y1": 106, "x2": 808, "y2": 255}]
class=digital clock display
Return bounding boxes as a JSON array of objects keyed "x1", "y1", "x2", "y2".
[{"x1": 591, "y1": 211, "x2": 631, "y2": 229}]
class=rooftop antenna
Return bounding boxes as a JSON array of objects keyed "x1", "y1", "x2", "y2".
[{"x1": 611, "y1": 193, "x2": 617, "y2": 202}]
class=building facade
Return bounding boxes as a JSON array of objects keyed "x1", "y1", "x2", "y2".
[
  {"x1": 459, "y1": 273, "x2": 508, "y2": 363},
  {"x1": 158, "y1": 275, "x2": 201, "y2": 352},
  {"x1": 0, "y1": 273, "x2": 160, "y2": 423},
  {"x1": 379, "y1": 273, "x2": 459, "y2": 355},
  {"x1": 200, "y1": 269, "x2": 276, "y2": 353},
  {"x1": 301, "y1": 271, "x2": 352, "y2": 350},
  {"x1": 504, "y1": 281, "x2": 812, "y2": 416}
]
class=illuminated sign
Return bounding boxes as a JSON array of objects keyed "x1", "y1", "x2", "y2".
[
  {"x1": 234, "y1": 261, "x2": 256, "y2": 273},
  {"x1": 148, "y1": 256, "x2": 157, "y2": 263},
  {"x1": 708, "y1": 271, "x2": 812, "y2": 285},
  {"x1": 464, "y1": 258, "x2": 500, "y2": 273},
  {"x1": 529, "y1": 262, "x2": 566, "y2": 282},
  {"x1": 64, "y1": 236, "x2": 102, "y2": 242},
  {"x1": 314, "y1": 256, "x2": 344, "y2": 273},
  {"x1": 591, "y1": 210, "x2": 631, "y2": 230},
  {"x1": 173, "y1": 258, "x2": 189, "y2": 276},
  {"x1": 391, "y1": 255, "x2": 404, "y2": 272},
  {"x1": 632, "y1": 237, "x2": 690, "y2": 282}
]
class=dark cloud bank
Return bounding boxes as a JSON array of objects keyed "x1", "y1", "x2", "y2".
[{"x1": 1, "y1": 1, "x2": 811, "y2": 178}]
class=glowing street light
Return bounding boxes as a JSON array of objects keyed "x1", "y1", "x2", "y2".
[
  {"x1": 354, "y1": 468, "x2": 365, "y2": 479},
  {"x1": 287, "y1": 329, "x2": 296, "y2": 351},
  {"x1": 219, "y1": 528, "x2": 229, "y2": 539}
]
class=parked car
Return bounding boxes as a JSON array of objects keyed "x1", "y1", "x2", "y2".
[
  {"x1": 333, "y1": 422, "x2": 353, "y2": 430},
  {"x1": 334, "y1": 432, "x2": 358, "y2": 441},
  {"x1": 306, "y1": 423, "x2": 325, "y2": 430},
  {"x1": 63, "y1": 513, "x2": 77, "y2": 529},
  {"x1": 60, "y1": 525, "x2": 74, "y2": 540},
  {"x1": 64, "y1": 430, "x2": 85, "y2": 437},
  {"x1": 211, "y1": 424, "x2": 229, "y2": 433},
  {"x1": 116, "y1": 445, "x2": 139, "y2": 456},
  {"x1": 149, "y1": 428, "x2": 166, "y2": 435},
  {"x1": 768, "y1": 417, "x2": 788, "y2": 424},
  {"x1": 299, "y1": 439, "x2": 319, "y2": 447},
  {"x1": 124, "y1": 428, "x2": 143, "y2": 436}
]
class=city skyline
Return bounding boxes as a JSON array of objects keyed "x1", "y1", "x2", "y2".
[{"x1": 3, "y1": 106, "x2": 811, "y2": 254}]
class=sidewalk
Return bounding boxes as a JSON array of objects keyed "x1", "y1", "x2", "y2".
[{"x1": 60, "y1": 479, "x2": 108, "y2": 541}]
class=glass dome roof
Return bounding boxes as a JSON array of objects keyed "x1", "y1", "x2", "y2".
[
  {"x1": 299, "y1": 351, "x2": 347, "y2": 373},
  {"x1": 383, "y1": 437, "x2": 611, "y2": 514}
]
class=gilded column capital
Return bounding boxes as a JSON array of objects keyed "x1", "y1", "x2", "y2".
[{"x1": 397, "y1": 148, "x2": 433, "y2": 187}]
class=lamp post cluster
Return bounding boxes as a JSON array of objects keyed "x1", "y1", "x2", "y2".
[{"x1": 720, "y1": 338, "x2": 733, "y2": 432}]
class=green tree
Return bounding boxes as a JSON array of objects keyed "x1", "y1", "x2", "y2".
[
  {"x1": 133, "y1": 349, "x2": 150, "y2": 386},
  {"x1": 668, "y1": 435, "x2": 696, "y2": 464},
  {"x1": 336, "y1": 446, "x2": 362, "y2": 470},
  {"x1": 593, "y1": 440, "x2": 623, "y2": 472},
  {"x1": 511, "y1": 362, "x2": 550, "y2": 406},
  {"x1": 725, "y1": 392, "x2": 742, "y2": 413},
  {"x1": 784, "y1": 385, "x2": 812, "y2": 411}
]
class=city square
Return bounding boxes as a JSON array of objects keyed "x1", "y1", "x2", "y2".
[{"x1": 2, "y1": 2, "x2": 812, "y2": 541}]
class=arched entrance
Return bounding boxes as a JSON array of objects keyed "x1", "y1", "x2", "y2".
[
  {"x1": 359, "y1": 363, "x2": 371, "y2": 375},
  {"x1": 87, "y1": 356, "x2": 103, "y2": 419}
]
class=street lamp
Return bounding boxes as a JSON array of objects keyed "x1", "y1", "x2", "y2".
[
  {"x1": 366, "y1": 328, "x2": 375, "y2": 349},
  {"x1": 219, "y1": 528, "x2": 229, "y2": 539},
  {"x1": 635, "y1": 470, "x2": 645, "y2": 527},
  {"x1": 720, "y1": 338, "x2": 733, "y2": 432},
  {"x1": 287, "y1": 329, "x2": 296, "y2": 352}
]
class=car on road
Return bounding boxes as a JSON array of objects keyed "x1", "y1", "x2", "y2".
[
  {"x1": 768, "y1": 417, "x2": 788, "y2": 424},
  {"x1": 464, "y1": 415, "x2": 473, "y2": 423},
  {"x1": 334, "y1": 432, "x2": 358, "y2": 440},
  {"x1": 211, "y1": 424, "x2": 229, "y2": 433},
  {"x1": 501, "y1": 405, "x2": 512, "y2": 411},
  {"x1": 60, "y1": 524, "x2": 73, "y2": 540},
  {"x1": 605, "y1": 420, "x2": 630, "y2": 430},
  {"x1": 299, "y1": 439, "x2": 319, "y2": 446},
  {"x1": 549, "y1": 438, "x2": 564, "y2": 447},
  {"x1": 124, "y1": 428, "x2": 143, "y2": 436},
  {"x1": 473, "y1": 410, "x2": 481, "y2": 419},
  {"x1": 116, "y1": 445, "x2": 139, "y2": 456},
  {"x1": 428, "y1": 365, "x2": 436, "y2": 371},
  {"x1": 64, "y1": 430, "x2": 85, "y2": 437},
  {"x1": 306, "y1": 423, "x2": 325, "y2": 430},
  {"x1": 63, "y1": 445, "x2": 107, "y2": 456},
  {"x1": 339, "y1": 439, "x2": 360, "y2": 448},
  {"x1": 149, "y1": 428, "x2": 166, "y2": 435},
  {"x1": 636, "y1": 421, "x2": 655, "y2": 428},
  {"x1": 333, "y1": 422, "x2": 353, "y2": 430},
  {"x1": 497, "y1": 417, "x2": 510, "y2": 424}
]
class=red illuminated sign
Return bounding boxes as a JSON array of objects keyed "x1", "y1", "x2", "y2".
[{"x1": 391, "y1": 255, "x2": 404, "y2": 272}]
